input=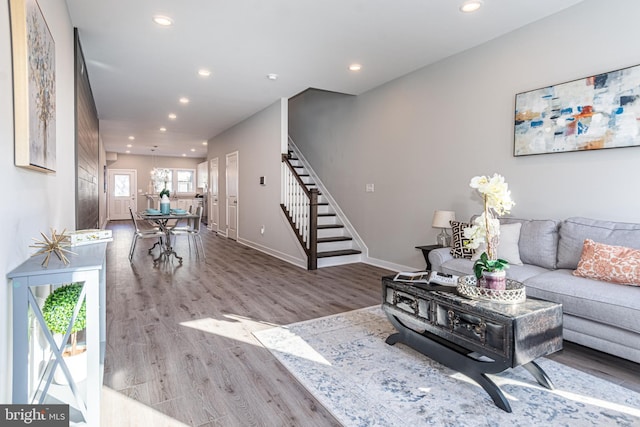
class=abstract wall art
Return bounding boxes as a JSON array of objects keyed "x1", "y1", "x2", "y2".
[
  {"x1": 10, "y1": 0, "x2": 56, "y2": 172},
  {"x1": 514, "y1": 64, "x2": 640, "y2": 156}
]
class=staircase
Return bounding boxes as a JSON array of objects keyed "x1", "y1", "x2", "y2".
[{"x1": 281, "y1": 140, "x2": 363, "y2": 269}]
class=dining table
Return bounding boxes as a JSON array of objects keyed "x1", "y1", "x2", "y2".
[{"x1": 139, "y1": 209, "x2": 199, "y2": 265}]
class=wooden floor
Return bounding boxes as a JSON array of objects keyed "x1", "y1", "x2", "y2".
[{"x1": 101, "y1": 221, "x2": 640, "y2": 426}]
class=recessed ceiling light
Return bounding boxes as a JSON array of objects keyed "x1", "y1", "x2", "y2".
[
  {"x1": 460, "y1": 0, "x2": 483, "y2": 13},
  {"x1": 182, "y1": 153, "x2": 186, "y2": 157},
  {"x1": 168, "y1": 113, "x2": 177, "y2": 119},
  {"x1": 190, "y1": 148, "x2": 196, "y2": 152},
  {"x1": 198, "y1": 69, "x2": 211, "y2": 77},
  {"x1": 126, "y1": 144, "x2": 132, "y2": 148},
  {"x1": 267, "y1": 73, "x2": 278, "y2": 80},
  {"x1": 160, "y1": 127, "x2": 167, "y2": 132},
  {"x1": 125, "y1": 150, "x2": 131, "y2": 154},
  {"x1": 128, "y1": 136, "x2": 135, "y2": 140},
  {"x1": 349, "y1": 64, "x2": 362, "y2": 71},
  {"x1": 202, "y1": 141, "x2": 208, "y2": 146},
  {"x1": 179, "y1": 97, "x2": 189, "y2": 104},
  {"x1": 152, "y1": 15, "x2": 173, "y2": 26}
]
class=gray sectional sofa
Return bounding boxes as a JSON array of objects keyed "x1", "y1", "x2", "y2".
[{"x1": 429, "y1": 216, "x2": 640, "y2": 364}]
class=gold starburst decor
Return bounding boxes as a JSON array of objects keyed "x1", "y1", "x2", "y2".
[{"x1": 30, "y1": 228, "x2": 75, "y2": 267}]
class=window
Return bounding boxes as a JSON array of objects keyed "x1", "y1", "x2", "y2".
[
  {"x1": 177, "y1": 170, "x2": 195, "y2": 193},
  {"x1": 152, "y1": 168, "x2": 195, "y2": 195},
  {"x1": 114, "y1": 174, "x2": 131, "y2": 197}
]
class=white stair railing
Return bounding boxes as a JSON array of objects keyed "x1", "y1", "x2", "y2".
[{"x1": 281, "y1": 154, "x2": 318, "y2": 269}]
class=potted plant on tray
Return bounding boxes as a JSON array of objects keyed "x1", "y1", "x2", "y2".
[
  {"x1": 42, "y1": 283, "x2": 87, "y2": 385},
  {"x1": 463, "y1": 174, "x2": 515, "y2": 290}
]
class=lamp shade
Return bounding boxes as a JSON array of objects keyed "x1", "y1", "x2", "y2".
[{"x1": 432, "y1": 210, "x2": 456, "y2": 229}]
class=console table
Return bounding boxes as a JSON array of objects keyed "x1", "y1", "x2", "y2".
[
  {"x1": 7, "y1": 242, "x2": 108, "y2": 426},
  {"x1": 381, "y1": 276, "x2": 563, "y2": 412}
]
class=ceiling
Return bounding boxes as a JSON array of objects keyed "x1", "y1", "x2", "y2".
[{"x1": 65, "y1": 0, "x2": 584, "y2": 158}]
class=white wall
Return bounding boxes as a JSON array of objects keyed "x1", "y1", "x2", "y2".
[
  {"x1": 0, "y1": 0, "x2": 76, "y2": 401},
  {"x1": 107, "y1": 153, "x2": 205, "y2": 213},
  {"x1": 208, "y1": 99, "x2": 306, "y2": 267},
  {"x1": 290, "y1": 0, "x2": 640, "y2": 270}
]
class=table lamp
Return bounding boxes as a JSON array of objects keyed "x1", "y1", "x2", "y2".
[{"x1": 432, "y1": 210, "x2": 456, "y2": 247}]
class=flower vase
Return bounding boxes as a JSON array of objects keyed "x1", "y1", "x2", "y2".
[
  {"x1": 160, "y1": 195, "x2": 171, "y2": 214},
  {"x1": 481, "y1": 270, "x2": 506, "y2": 290}
]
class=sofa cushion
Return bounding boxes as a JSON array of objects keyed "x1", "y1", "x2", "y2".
[
  {"x1": 471, "y1": 222, "x2": 523, "y2": 265},
  {"x1": 438, "y1": 257, "x2": 548, "y2": 283},
  {"x1": 438, "y1": 258, "x2": 475, "y2": 277},
  {"x1": 500, "y1": 218, "x2": 559, "y2": 269},
  {"x1": 573, "y1": 239, "x2": 640, "y2": 286},
  {"x1": 524, "y1": 269, "x2": 640, "y2": 334},
  {"x1": 449, "y1": 220, "x2": 474, "y2": 259},
  {"x1": 557, "y1": 217, "x2": 640, "y2": 269}
]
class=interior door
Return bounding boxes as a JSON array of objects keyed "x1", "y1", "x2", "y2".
[
  {"x1": 226, "y1": 152, "x2": 238, "y2": 240},
  {"x1": 209, "y1": 157, "x2": 219, "y2": 232},
  {"x1": 108, "y1": 169, "x2": 137, "y2": 220}
]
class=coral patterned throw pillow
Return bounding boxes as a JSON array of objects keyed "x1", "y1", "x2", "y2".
[{"x1": 573, "y1": 239, "x2": 640, "y2": 286}]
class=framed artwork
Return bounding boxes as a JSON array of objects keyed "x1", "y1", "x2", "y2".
[
  {"x1": 514, "y1": 64, "x2": 640, "y2": 156},
  {"x1": 9, "y1": 0, "x2": 56, "y2": 172}
]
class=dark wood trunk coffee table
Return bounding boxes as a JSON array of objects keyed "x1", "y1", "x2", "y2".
[{"x1": 381, "y1": 276, "x2": 563, "y2": 412}]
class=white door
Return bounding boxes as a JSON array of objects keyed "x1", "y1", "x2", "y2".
[
  {"x1": 209, "y1": 157, "x2": 219, "y2": 232},
  {"x1": 108, "y1": 169, "x2": 137, "y2": 220},
  {"x1": 226, "y1": 152, "x2": 238, "y2": 240}
]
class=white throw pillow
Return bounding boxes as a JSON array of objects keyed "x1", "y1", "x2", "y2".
[{"x1": 471, "y1": 222, "x2": 523, "y2": 265}]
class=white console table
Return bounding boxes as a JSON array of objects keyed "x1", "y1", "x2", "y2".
[{"x1": 7, "y1": 242, "x2": 108, "y2": 426}]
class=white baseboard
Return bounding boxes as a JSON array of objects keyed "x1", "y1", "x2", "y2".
[
  {"x1": 237, "y1": 238, "x2": 307, "y2": 269},
  {"x1": 363, "y1": 256, "x2": 416, "y2": 273}
]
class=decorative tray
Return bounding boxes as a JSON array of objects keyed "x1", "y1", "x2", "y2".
[{"x1": 456, "y1": 275, "x2": 526, "y2": 304}]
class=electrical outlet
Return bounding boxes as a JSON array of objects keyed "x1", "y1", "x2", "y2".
[
  {"x1": 365, "y1": 183, "x2": 375, "y2": 193},
  {"x1": 260, "y1": 225, "x2": 265, "y2": 235}
]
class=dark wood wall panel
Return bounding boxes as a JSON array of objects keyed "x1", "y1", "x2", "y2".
[{"x1": 75, "y1": 30, "x2": 99, "y2": 230}]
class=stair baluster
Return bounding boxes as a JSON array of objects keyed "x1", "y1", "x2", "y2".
[{"x1": 280, "y1": 154, "x2": 318, "y2": 269}]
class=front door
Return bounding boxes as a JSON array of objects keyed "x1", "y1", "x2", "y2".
[
  {"x1": 209, "y1": 157, "x2": 219, "y2": 232},
  {"x1": 108, "y1": 169, "x2": 137, "y2": 220},
  {"x1": 226, "y1": 152, "x2": 238, "y2": 240}
]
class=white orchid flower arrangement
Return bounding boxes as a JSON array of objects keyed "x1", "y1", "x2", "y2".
[{"x1": 463, "y1": 174, "x2": 515, "y2": 278}]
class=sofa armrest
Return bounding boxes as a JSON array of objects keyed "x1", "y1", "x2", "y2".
[{"x1": 429, "y1": 248, "x2": 454, "y2": 272}]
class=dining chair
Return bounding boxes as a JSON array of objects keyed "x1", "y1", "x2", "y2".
[
  {"x1": 128, "y1": 207, "x2": 165, "y2": 262},
  {"x1": 170, "y1": 206, "x2": 205, "y2": 258}
]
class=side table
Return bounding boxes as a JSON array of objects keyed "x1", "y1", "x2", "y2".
[
  {"x1": 415, "y1": 244, "x2": 442, "y2": 270},
  {"x1": 7, "y1": 242, "x2": 108, "y2": 426}
]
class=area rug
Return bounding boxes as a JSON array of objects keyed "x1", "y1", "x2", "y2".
[{"x1": 253, "y1": 306, "x2": 640, "y2": 427}]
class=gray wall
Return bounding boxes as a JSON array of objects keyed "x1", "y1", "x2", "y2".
[
  {"x1": 290, "y1": 0, "x2": 640, "y2": 270},
  {"x1": 207, "y1": 99, "x2": 306, "y2": 267}
]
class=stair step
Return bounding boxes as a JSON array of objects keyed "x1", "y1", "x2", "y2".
[
  {"x1": 318, "y1": 236, "x2": 352, "y2": 243},
  {"x1": 317, "y1": 249, "x2": 362, "y2": 258},
  {"x1": 318, "y1": 213, "x2": 336, "y2": 217},
  {"x1": 317, "y1": 224, "x2": 344, "y2": 229}
]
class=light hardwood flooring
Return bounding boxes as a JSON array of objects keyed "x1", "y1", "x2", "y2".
[{"x1": 101, "y1": 221, "x2": 640, "y2": 426}]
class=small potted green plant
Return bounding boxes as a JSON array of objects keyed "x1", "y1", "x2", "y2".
[
  {"x1": 42, "y1": 283, "x2": 87, "y2": 384},
  {"x1": 159, "y1": 188, "x2": 170, "y2": 198},
  {"x1": 473, "y1": 252, "x2": 509, "y2": 283}
]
